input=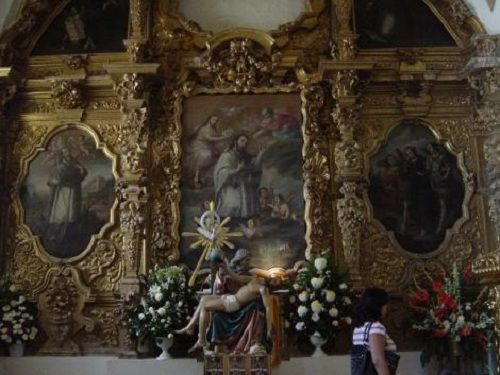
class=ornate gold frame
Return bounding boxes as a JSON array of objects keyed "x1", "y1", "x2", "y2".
[
  {"x1": 164, "y1": 83, "x2": 330, "y2": 267},
  {"x1": 13, "y1": 122, "x2": 119, "y2": 264},
  {"x1": 148, "y1": 75, "x2": 331, "y2": 268},
  {"x1": 363, "y1": 118, "x2": 474, "y2": 259}
]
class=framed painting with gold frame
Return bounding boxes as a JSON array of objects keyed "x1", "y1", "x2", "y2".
[
  {"x1": 366, "y1": 120, "x2": 472, "y2": 257},
  {"x1": 16, "y1": 123, "x2": 118, "y2": 263},
  {"x1": 156, "y1": 83, "x2": 332, "y2": 272}
]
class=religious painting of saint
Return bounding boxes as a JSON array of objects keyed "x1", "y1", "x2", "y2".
[
  {"x1": 21, "y1": 128, "x2": 115, "y2": 259},
  {"x1": 32, "y1": 0, "x2": 129, "y2": 55},
  {"x1": 354, "y1": 0, "x2": 456, "y2": 48},
  {"x1": 368, "y1": 121, "x2": 465, "y2": 254},
  {"x1": 180, "y1": 94, "x2": 305, "y2": 270}
]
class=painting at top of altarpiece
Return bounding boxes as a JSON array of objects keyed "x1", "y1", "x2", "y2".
[
  {"x1": 354, "y1": 0, "x2": 456, "y2": 48},
  {"x1": 21, "y1": 128, "x2": 115, "y2": 259},
  {"x1": 179, "y1": 94, "x2": 305, "y2": 271},
  {"x1": 31, "y1": 0, "x2": 129, "y2": 55},
  {"x1": 368, "y1": 121, "x2": 465, "y2": 255}
]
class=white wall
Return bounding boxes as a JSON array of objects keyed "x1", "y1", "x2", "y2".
[
  {"x1": 178, "y1": 0, "x2": 307, "y2": 33},
  {"x1": 464, "y1": 0, "x2": 500, "y2": 34}
]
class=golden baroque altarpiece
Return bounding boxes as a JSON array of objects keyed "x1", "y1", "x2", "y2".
[{"x1": 0, "y1": 0, "x2": 497, "y2": 356}]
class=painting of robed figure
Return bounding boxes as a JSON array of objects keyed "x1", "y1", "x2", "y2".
[
  {"x1": 368, "y1": 121, "x2": 465, "y2": 254},
  {"x1": 21, "y1": 128, "x2": 115, "y2": 259},
  {"x1": 180, "y1": 94, "x2": 305, "y2": 271}
]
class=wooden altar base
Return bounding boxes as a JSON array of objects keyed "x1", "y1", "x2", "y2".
[{"x1": 204, "y1": 353, "x2": 271, "y2": 375}]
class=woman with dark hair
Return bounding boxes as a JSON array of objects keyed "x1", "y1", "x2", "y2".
[{"x1": 351, "y1": 288, "x2": 399, "y2": 375}]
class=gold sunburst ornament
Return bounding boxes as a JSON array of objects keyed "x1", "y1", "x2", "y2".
[{"x1": 182, "y1": 201, "x2": 243, "y2": 286}]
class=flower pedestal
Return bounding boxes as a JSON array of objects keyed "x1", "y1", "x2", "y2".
[
  {"x1": 136, "y1": 335, "x2": 151, "y2": 355},
  {"x1": 155, "y1": 336, "x2": 173, "y2": 360},
  {"x1": 486, "y1": 345, "x2": 497, "y2": 375},
  {"x1": 8, "y1": 342, "x2": 24, "y2": 357},
  {"x1": 437, "y1": 340, "x2": 467, "y2": 375},
  {"x1": 309, "y1": 332, "x2": 327, "y2": 357}
]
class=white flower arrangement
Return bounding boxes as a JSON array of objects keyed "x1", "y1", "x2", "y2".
[
  {"x1": 0, "y1": 276, "x2": 38, "y2": 346},
  {"x1": 286, "y1": 251, "x2": 354, "y2": 341},
  {"x1": 122, "y1": 264, "x2": 197, "y2": 341}
]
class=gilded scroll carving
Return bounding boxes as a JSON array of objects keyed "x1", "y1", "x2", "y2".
[
  {"x1": 115, "y1": 73, "x2": 145, "y2": 101},
  {"x1": 65, "y1": 55, "x2": 89, "y2": 70},
  {"x1": 87, "y1": 307, "x2": 121, "y2": 347},
  {"x1": 302, "y1": 85, "x2": 333, "y2": 255},
  {"x1": 79, "y1": 235, "x2": 123, "y2": 292},
  {"x1": 337, "y1": 182, "x2": 366, "y2": 281},
  {"x1": 449, "y1": 0, "x2": 472, "y2": 26},
  {"x1": 471, "y1": 34, "x2": 499, "y2": 58},
  {"x1": 119, "y1": 185, "x2": 147, "y2": 280},
  {"x1": 360, "y1": 232, "x2": 406, "y2": 292},
  {"x1": 51, "y1": 80, "x2": 85, "y2": 109},
  {"x1": 203, "y1": 39, "x2": 280, "y2": 91},
  {"x1": 118, "y1": 108, "x2": 149, "y2": 175},
  {"x1": 36, "y1": 267, "x2": 95, "y2": 355},
  {"x1": 333, "y1": 105, "x2": 362, "y2": 177},
  {"x1": 484, "y1": 135, "x2": 500, "y2": 241},
  {"x1": 11, "y1": 227, "x2": 51, "y2": 297}
]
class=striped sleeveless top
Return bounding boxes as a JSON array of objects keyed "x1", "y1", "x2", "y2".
[{"x1": 352, "y1": 321, "x2": 397, "y2": 352}]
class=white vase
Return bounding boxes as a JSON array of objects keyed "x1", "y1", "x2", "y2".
[
  {"x1": 8, "y1": 342, "x2": 24, "y2": 357},
  {"x1": 155, "y1": 336, "x2": 173, "y2": 360},
  {"x1": 309, "y1": 332, "x2": 327, "y2": 357},
  {"x1": 137, "y1": 335, "x2": 150, "y2": 354}
]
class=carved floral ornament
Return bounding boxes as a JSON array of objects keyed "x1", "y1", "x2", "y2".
[
  {"x1": 202, "y1": 38, "x2": 281, "y2": 91},
  {"x1": 35, "y1": 266, "x2": 95, "y2": 354},
  {"x1": 50, "y1": 79, "x2": 85, "y2": 109}
]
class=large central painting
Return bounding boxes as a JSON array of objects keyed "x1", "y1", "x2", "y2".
[{"x1": 180, "y1": 94, "x2": 305, "y2": 270}]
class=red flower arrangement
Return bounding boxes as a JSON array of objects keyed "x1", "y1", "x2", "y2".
[{"x1": 409, "y1": 264, "x2": 495, "y2": 367}]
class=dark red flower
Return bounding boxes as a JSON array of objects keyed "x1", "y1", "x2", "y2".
[
  {"x1": 410, "y1": 289, "x2": 430, "y2": 305},
  {"x1": 432, "y1": 279, "x2": 443, "y2": 292},
  {"x1": 459, "y1": 326, "x2": 472, "y2": 337},
  {"x1": 435, "y1": 307, "x2": 449, "y2": 320},
  {"x1": 437, "y1": 293, "x2": 457, "y2": 312}
]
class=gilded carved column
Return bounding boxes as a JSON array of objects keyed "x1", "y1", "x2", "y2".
[
  {"x1": 103, "y1": 0, "x2": 157, "y2": 355},
  {"x1": 125, "y1": 0, "x2": 151, "y2": 63},
  {"x1": 332, "y1": 0, "x2": 357, "y2": 60},
  {"x1": 330, "y1": 68, "x2": 366, "y2": 285},
  {"x1": 468, "y1": 33, "x2": 500, "y2": 372}
]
